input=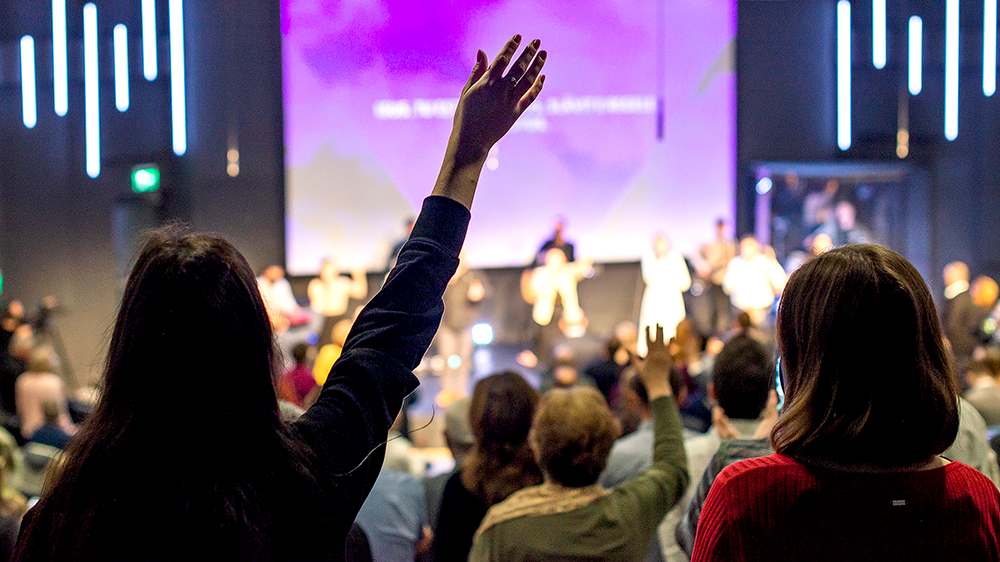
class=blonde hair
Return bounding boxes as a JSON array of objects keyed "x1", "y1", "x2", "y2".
[{"x1": 530, "y1": 387, "x2": 621, "y2": 487}]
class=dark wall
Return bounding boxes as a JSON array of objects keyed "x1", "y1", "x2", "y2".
[
  {"x1": 0, "y1": 1, "x2": 286, "y2": 384},
  {"x1": 738, "y1": 0, "x2": 1000, "y2": 282}
]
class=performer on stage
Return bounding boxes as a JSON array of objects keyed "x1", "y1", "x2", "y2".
[
  {"x1": 307, "y1": 258, "x2": 367, "y2": 343},
  {"x1": 638, "y1": 234, "x2": 691, "y2": 356},
  {"x1": 257, "y1": 265, "x2": 310, "y2": 333},
  {"x1": 696, "y1": 218, "x2": 736, "y2": 335},
  {"x1": 436, "y1": 258, "x2": 486, "y2": 407},
  {"x1": 722, "y1": 236, "x2": 786, "y2": 326},
  {"x1": 523, "y1": 247, "x2": 592, "y2": 346},
  {"x1": 534, "y1": 216, "x2": 575, "y2": 266}
]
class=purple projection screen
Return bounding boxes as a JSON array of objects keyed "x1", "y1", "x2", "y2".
[{"x1": 281, "y1": 0, "x2": 735, "y2": 273}]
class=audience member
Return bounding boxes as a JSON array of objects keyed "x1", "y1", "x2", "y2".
[
  {"x1": 691, "y1": 245, "x2": 1000, "y2": 561},
  {"x1": 942, "y1": 260, "x2": 978, "y2": 370},
  {"x1": 27, "y1": 401, "x2": 72, "y2": 450},
  {"x1": 470, "y1": 327, "x2": 689, "y2": 561},
  {"x1": 0, "y1": 432, "x2": 26, "y2": 562},
  {"x1": 13, "y1": 35, "x2": 548, "y2": 561},
  {"x1": 433, "y1": 372, "x2": 542, "y2": 561},
  {"x1": 965, "y1": 356, "x2": 1000, "y2": 427},
  {"x1": 313, "y1": 318, "x2": 353, "y2": 386},
  {"x1": 425, "y1": 397, "x2": 474, "y2": 533},
  {"x1": 14, "y1": 349, "x2": 75, "y2": 441},
  {"x1": 584, "y1": 328, "x2": 634, "y2": 405},
  {"x1": 256, "y1": 264, "x2": 307, "y2": 333},
  {"x1": 277, "y1": 343, "x2": 317, "y2": 408},
  {"x1": 355, "y1": 467, "x2": 429, "y2": 562},
  {"x1": 0, "y1": 326, "x2": 32, "y2": 416}
]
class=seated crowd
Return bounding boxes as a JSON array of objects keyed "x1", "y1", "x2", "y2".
[{"x1": 1, "y1": 35, "x2": 998, "y2": 562}]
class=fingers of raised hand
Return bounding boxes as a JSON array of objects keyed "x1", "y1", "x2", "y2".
[
  {"x1": 489, "y1": 34, "x2": 522, "y2": 80},
  {"x1": 506, "y1": 39, "x2": 541, "y2": 84},
  {"x1": 513, "y1": 49, "x2": 546, "y2": 97}
]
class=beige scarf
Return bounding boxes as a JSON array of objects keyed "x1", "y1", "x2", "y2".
[{"x1": 475, "y1": 481, "x2": 609, "y2": 539}]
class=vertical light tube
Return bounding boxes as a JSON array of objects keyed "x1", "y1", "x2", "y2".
[
  {"x1": 873, "y1": 0, "x2": 887, "y2": 69},
  {"x1": 52, "y1": 0, "x2": 68, "y2": 116},
  {"x1": 114, "y1": 24, "x2": 130, "y2": 112},
  {"x1": 909, "y1": 16, "x2": 923, "y2": 95},
  {"x1": 142, "y1": 0, "x2": 158, "y2": 81},
  {"x1": 945, "y1": 0, "x2": 960, "y2": 141},
  {"x1": 84, "y1": 3, "x2": 101, "y2": 178},
  {"x1": 169, "y1": 0, "x2": 187, "y2": 156},
  {"x1": 985, "y1": 0, "x2": 997, "y2": 96},
  {"x1": 837, "y1": 1, "x2": 852, "y2": 151},
  {"x1": 20, "y1": 36, "x2": 37, "y2": 129}
]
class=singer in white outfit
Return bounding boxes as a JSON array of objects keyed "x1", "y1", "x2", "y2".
[{"x1": 638, "y1": 234, "x2": 691, "y2": 356}]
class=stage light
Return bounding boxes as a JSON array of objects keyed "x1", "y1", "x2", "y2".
[
  {"x1": 84, "y1": 3, "x2": 100, "y2": 178},
  {"x1": 837, "y1": 0, "x2": 852, "y2": 151},
  {"x1": 472, "y1": 323, "x2": 494, "y2": 346},
  {"x1": 169, "y1": 0, "x2": 187, "y2": 156},
  {"x1": 19, "y1": 36, "x2": 37, "y2": 129},
  {"x1": 945, "y1": 0, "x2": 960, "y2": 141},
  {"x1": 142, "y1": 0, "x2": 158, "y2": 81},
  {"x1": 114, "y1": 25, "x2": 130, "y2": 112},
  {"x1": 873, "y1": 0, "x2": 886, "y2": 69},
  {"x1": 986, "y1": 0, "x2": 997, "y2": 96},
  {"x1": 52, "y1": 0, "x2": 68, "y2": 116},
  {"x1": 755, "y1": 177, "x2": 773, "y2": 195},
  {"x1": 908, "y1": 16, "x2": 923, "y2": 95},
  {"x1": 131, "y1": 164, "x2": 161, "y2": 194},
  {"x1": 447, "y1": 355, "x2": 462, "y2": 369}
]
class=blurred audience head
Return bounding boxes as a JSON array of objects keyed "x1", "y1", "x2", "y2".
[
  {"x1": 966, "y1": 357, "x2": 1000, "y2": 386},
  {"x1": 710, "y1": 335, "x2": 772, "y2": 420},
  {"x1": 462, "y1": 372, "x2": 541, "y2": 505},
  {"x1": 773, "y1": 244, "x2": 958, "y2": 468},
  {"x1": 443, "y1": 397, "x2": 475, "y2": 466},
  {"x1": 291, "y1": 343, "x2": 310, "y2": 366},
  {"x1": 261, "y1": 264, "x2": 286, "y2": 283},
  {"x1": 943, "y1": 261, "x2": 970, "y2": 287},
  {"x1": 531, "y1": 386, "x2": 621, "y2": 487},
  {"x1": 971, "y1": 276, "x2": 999, "y2": 310}
]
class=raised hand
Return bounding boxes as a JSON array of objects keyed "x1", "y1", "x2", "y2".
[
  {"x1": 634, "y1": 325, "x2": 673, "y2": 400},
  {"x1": 452, "y1": 35, "x2": 547, "y2": 160},
  {"x1": 432, "y1": 35, "x2": 548, "y2": 209}
]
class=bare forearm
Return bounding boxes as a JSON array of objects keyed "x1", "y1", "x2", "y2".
[{"x1": 432, "y1": 143, "x2": 487, "y2": 210}]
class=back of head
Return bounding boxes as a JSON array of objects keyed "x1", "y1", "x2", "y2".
[
  {"x1": 20, "y1": 226, "x2": 308, "y2": 559},
  {"x1": 713, "y1": 336, "x2": 772, "y2": 420},
  {"x1": 462, "y1": 372, "x2": 542, "y2": 504},
  {"x1": 531, "y1": 386, "x2": 621, "y2": 487},
  {"x1": 773, "y1": 244, "x2": 958, "y2": 468},
  {"x1": 443, "y1": 397, "x2": 474, "y2": 464}
]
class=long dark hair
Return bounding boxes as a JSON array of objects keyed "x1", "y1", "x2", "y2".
[
  {"x1": 461, "y1": 371, "x2": 542, "y2": 505},
  {"x1": 772, "y1": 244, "x2": 959, "y2": 468},
  {"x1": 16, "y1": 226, "x2": 318, "y2": 560}
]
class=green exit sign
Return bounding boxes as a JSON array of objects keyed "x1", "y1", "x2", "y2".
[{"x1": 131, "y1": 164, "x2": 161, "y2": 194}]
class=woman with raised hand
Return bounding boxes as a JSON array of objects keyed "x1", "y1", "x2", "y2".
[
  {"x1": 14, "y1": 35, "x2": 547, "y2": 562},
  {"x1": 470, "y1": 325, "x2": 689, "y2": 561},
  {"x1": 691, "y1": 245, "x2": 1000, "y2": 562}
]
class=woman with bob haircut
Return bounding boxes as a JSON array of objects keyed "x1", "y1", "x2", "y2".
[
  {"x1": 14, "y1": 35, "x2": 548, "y2": 562},
  {"x1": 692, "y1": 244, "x2": 1000, "y2": 562},
  {"x1": 470, "y1": 326, "x2": 689, "y2": 561},
  {"x1": 433, "y1": 371, "x2": 542, "y2": 561}
]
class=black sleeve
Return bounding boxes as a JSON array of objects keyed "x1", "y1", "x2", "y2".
[{"x1": 291, "y1": 195, "x2": 470, "y2": 519}]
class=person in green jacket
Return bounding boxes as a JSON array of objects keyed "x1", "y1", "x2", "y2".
[{"x1": 470, "y1": 325, "x2": 689, "y2": 561}]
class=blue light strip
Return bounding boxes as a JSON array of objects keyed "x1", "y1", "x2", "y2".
[
  {"x1": 169, "y1": 0, "x2": 187, "y2": 155},
  {"x1": 837, "y1": 0, "x2": 852, "y2": 151},
  {"x1": 114, "y1": 24, "x2": 130, "y2": 112},
  {"x1": 873, "y1": 0, "x2": 887, "y2": 69},
  {"x1": 986, "y1": 0, "x2": 997, "y2": 96},
  {"x1": 20, "y1": 36, "x2": 37, "y2": 129},
  {"x1": 52, "y1": 0, "x2": 68, "y2": 116},
  {"x1": 945, "y1": 0, "x2": 960, "y2": 141},
  {"x1": 909, "y1": 16, "x2": 923, "y2": 95},
  {"x1": 84, "y1": 3, "x2": 101, "y2": 178},
  {"x1": 142, "y1": 0, "x2": 158, "y2": 81}
]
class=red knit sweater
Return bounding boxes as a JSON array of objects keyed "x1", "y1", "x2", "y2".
[{"x1": 691, "y1": 453, "x2": 1000, "y2": 562}]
